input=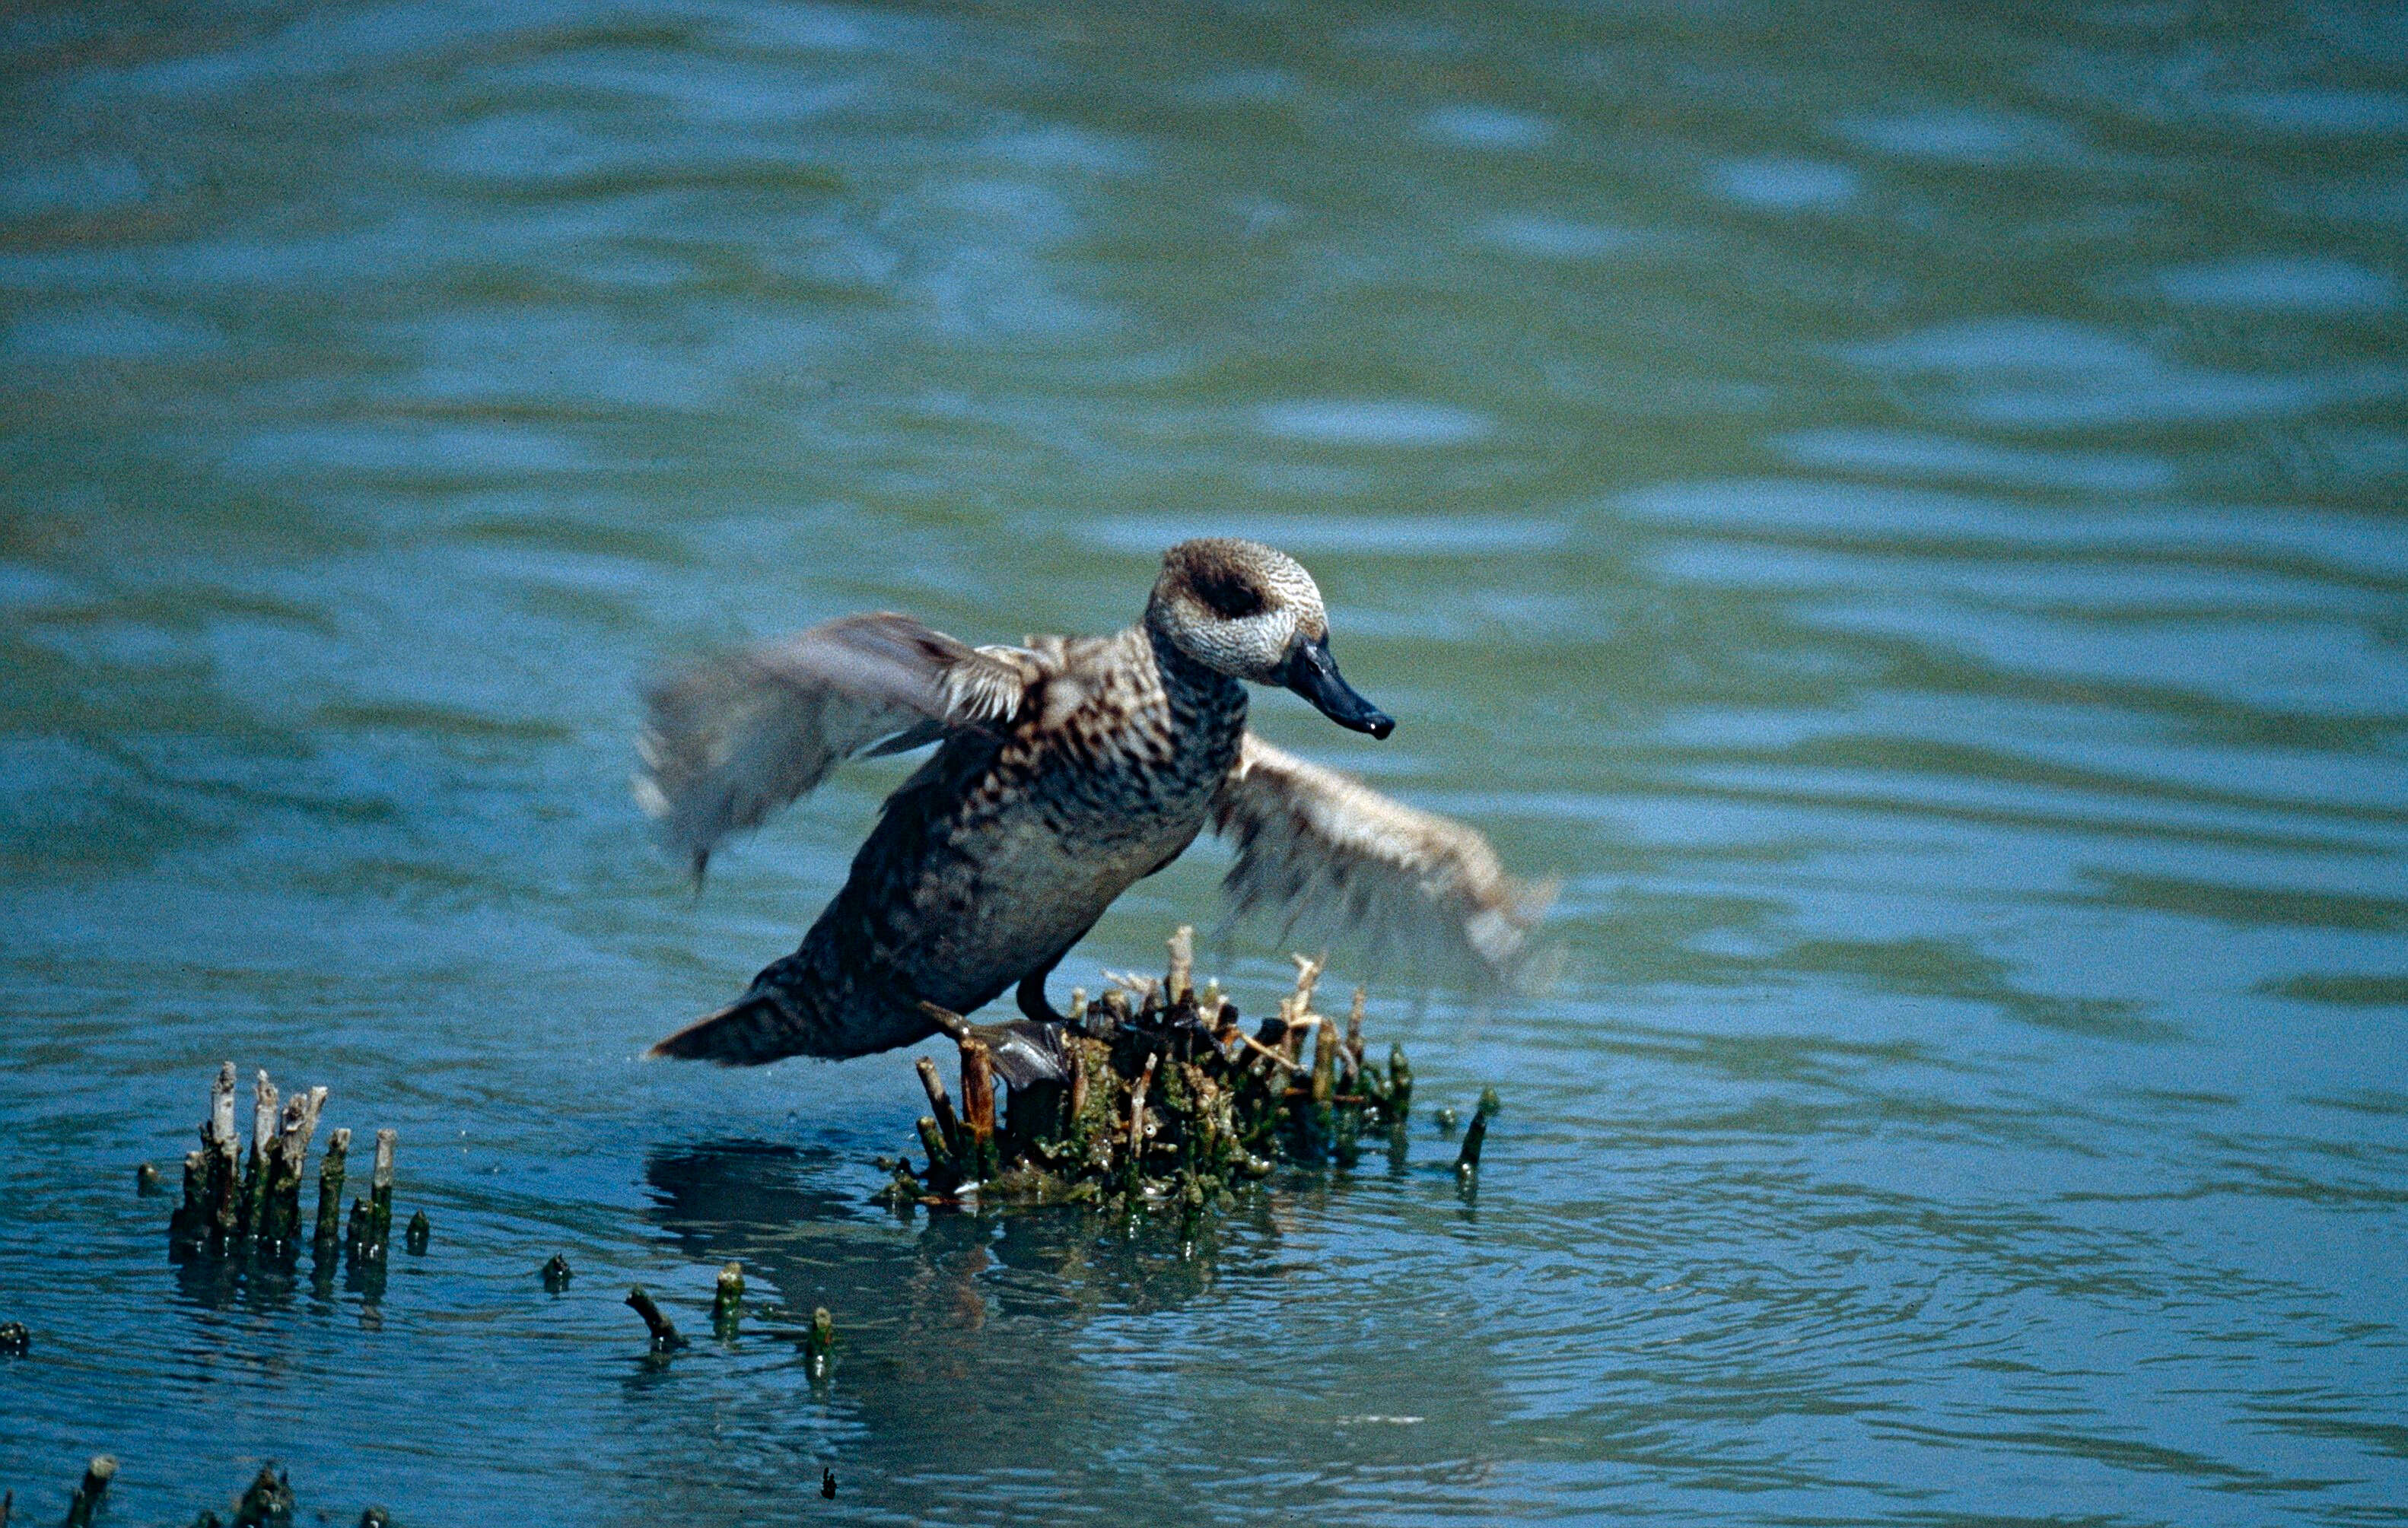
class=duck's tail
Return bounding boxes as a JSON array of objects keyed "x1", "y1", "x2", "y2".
[{"x1": 648, "y1": 986, "x2": 817, "y2": 1066}]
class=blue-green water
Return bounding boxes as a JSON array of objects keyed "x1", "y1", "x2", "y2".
[{"x1": 4, "y1": 2, "x2": 2406, "y2": 1523}]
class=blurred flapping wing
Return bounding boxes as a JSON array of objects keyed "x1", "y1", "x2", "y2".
[
  {"x1": 1207, "y1": 732, "x2": 1554, "y2": 991},
  {"x1": 636, "y1": 612, "x2": 1036, "y2": 876}
]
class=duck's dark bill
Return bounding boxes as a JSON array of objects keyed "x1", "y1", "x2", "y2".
[{"x1": 1284, "y1": 634, "x2": 1395, "y2": 739}]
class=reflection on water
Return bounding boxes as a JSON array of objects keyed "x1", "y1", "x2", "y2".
[{"x1": 3, "y1": 0, "x2": 2406, "y2": 1522}]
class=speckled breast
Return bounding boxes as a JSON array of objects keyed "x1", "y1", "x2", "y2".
[{"x1": 887, "y1": 636, "x2": 1249, "y2": 1012}]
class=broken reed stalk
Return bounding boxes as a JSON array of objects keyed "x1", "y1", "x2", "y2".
[
  {"x1": 1165, "y1": 926, "x2": 1194, "y2": 1003},
  {"x1": 803, "y1": 1306, "x2": 836, "y2": 1377},
  {"x1": 239, "y1": 1070, "x2": 278, "y2": 1244},
  {"x1": 1454, "y1": 1087, "x2": 1502, "y2": 1175},
  {"x1": 209, "y1": 1062, "x2": 240, "y2": 1240},
  {"x1": 41, "y1": 1460, "x2": 389, "y2": 1528},
  {"x1": 881, "y1": 926, "x2": 1459, "y2": 1213},
  {"x1": 62, "y1": 1457, "x2": 114, "y2": 1528},
  {"x1": 313, "y1": 1128, "x2": 351, "y2": 1256},
  {"x1": 958, "y1": 1036, "x2": 999, "y2": 1182},
  {"x1": 163, "y1": 1066, "x2": 410, "y2": 1276},
  {"x1": 235, "y1": 1462, "x2": 295, "y2": 1526},
  {"x1": 711, "y1": 1262, "x2": 744, "y2": 1336},
  {"x1": 367, "y1": 1128, "x2": 396, "y2": 1253},
  {"x1": 625, "y1": 1285, "x2": 686, "y2": 1352},
  {"x1": 916, "y1": 1056, "x2": 962, "y2": 1148}
]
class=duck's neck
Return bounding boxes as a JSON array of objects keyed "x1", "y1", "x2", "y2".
[{"x1": 1143, "y1": 621, "x2": 1249, "y2": 744}]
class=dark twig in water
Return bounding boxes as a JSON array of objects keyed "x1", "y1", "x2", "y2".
[
  {"x1": 1455, "y1": 1087, "x2": 1501, "y2": 1176},
  {"x1": 62, "y1": 1457, "x2": 115, "y2": 1528},
  {"x1": 625, "y1": 1285, "x2": 687, "y2": 1352}
]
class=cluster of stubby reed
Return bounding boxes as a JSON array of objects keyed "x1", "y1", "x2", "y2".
[
  {"x1": 881, "y1": 928, "x2": 1426, "y2": 1211},
  {"x1": 22, "y1": 1453, "x2": 390, "y2": 1528},
  {"x1": 164, "y1": 1063, "x2": 422, "y2": 1278}
]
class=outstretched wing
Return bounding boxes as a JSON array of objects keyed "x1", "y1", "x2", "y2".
[
  {"x1": 1208, "y1": 732, "x2": 1554, "y2": 991},
  {"x1": 636, "y1": 612, "x2": 1038, "y2": 876}
]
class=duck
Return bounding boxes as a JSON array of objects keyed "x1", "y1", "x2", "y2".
[{"x1": 635, "y1": 537, "x2": 1547, "y2": 1069}]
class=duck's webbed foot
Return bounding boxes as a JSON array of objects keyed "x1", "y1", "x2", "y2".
[{"x1": 918, "y1": 995, "x2": 1070, "y2": 1088}]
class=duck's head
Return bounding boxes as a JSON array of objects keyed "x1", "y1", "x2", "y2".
[{"x1": 1149, "y1": 538, "x2": 1395, "y2": 739}]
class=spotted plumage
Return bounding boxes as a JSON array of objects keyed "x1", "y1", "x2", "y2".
[{"x1": 638, "y1": 538, "x2": 1547, "y2": 1067}]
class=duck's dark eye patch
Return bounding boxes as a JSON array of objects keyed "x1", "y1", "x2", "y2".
[{"x1": 1191, "y1": 566, "x2": 1266, "y2": 619}]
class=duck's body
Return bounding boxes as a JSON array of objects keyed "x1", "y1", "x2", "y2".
[
  {"x1": 639, "y1": 539, "x2": 1543, "y2": 1068},
  {"x1": 724, "y1": 626, "x2": 1245, "y2": 1059}
]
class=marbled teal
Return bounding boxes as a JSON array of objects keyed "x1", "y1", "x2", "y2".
[{"x1": 637, "y1": 538, "x2": 1544, "y2": 1066}]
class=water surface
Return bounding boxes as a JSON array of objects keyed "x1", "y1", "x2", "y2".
[{"x1": 3, "y1": 2, "x2": 2405, "y2": 1523}]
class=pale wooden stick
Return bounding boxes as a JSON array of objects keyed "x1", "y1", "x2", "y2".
[
  {"x1": 1165, "y1": 925, "x2": 1194, "y2": 1002},
  {"x1": 1288, "y1": 951, "x2": 1325, "y2": 1019}
]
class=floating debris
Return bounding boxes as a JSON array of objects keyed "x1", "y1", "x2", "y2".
[
  {"x1": 164, "y1": 1065, "x2": 421, "y2": 1292},
  {"x1": 878, "y1": 928, "x2": 1448, "y2": 1212},
  {"x1": 1434, "y1": 1106, "x2": 1459, "y2": 1136},
  {"x1": 541, "y1": 1253, "x2": 574, "y2": 1292},
  {"x1": 625, "y1": 1285, "x2": 687, "y2": 1352},
  {"x1": 0, "y1": 1320, "x2": 27, "y2": 1356},
  {"x1": 136, "y1": 1161, "x2": 163, "y2": 1196}
]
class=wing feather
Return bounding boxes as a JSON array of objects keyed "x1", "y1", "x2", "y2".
[
  {"x1": 1208, "y1": 732, "x2": 1553, "y2": 991},
  {"x1": 636, "y1": 612, "x2": 1037, "y2": 875}
]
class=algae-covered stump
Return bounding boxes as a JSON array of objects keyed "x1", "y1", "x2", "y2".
[{"x1": 882, "y1": 928, "x2": 1455, "y2": 1212}]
